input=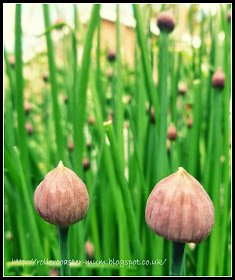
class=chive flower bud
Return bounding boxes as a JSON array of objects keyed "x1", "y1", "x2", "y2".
[
  {"x1": 83, "y1": 157, "x2": 90, "y2": 172},
  {"x1": 24, "y1": 100, "x2": 32, "y2": 115},
  {"x1": 34, "y1": 161, "x2": 89, "y2": 227},
  {"x1": 167, "y1": 123, "x2": 177, "y2": 140},
  {"x1": 185, "y1": 103, "x2": 192, "y2": 111},
  {"x1": 54, "y1": 18, "x2": 65, "y2": 30},
  {"x1": 5, "y1": 231, "x2": 13, "y2": 241},
  {"x1": 127, "y1": 95, "x2": 132, "y2": 104},
  {"x1": 107, "y1": 50, "x2": 116, "y2": 62},
  {"x1": 67, "y1": 139, "x2": 74, "y2": 152},
  {"x1": 157, "y1": 11, "x2": 175, "y2": 33},
  {"x1": 212, "y1": 68, "x2": 225, "y2": 90},
  {"x1": 88, "y1": 115, "x2": 95, "y2": 126},
  {"x1": 178, "y1": 83, "x2": 187, "y2": 96},
  {"x1": 49, "y1": 268, "x2": 60, "y2": 276},
  {"x1": 227, "y1": 9, "x2": 231, "y2": 22},
  {"x1": 85, "y1": 240, "x2": 95, "y2": 260},
  {"x1": 63, "y1": 94, "x2": 68, "y2": 104},
  {"x1": 167, "y1": 138, "x2": 171, "y2": 153},
  {"x1": 145, "y1": 167, "x2": 214, "y2": 243},
  {"x1": 25, "y1": 122, "x2": 33, "y2": 135},
  {"x1": 86, "y1": 141, "x2": 92, "y2": 151},
  {"x1": 42, "y1": 72, "x2": 49, "y2": 83},
  {"x1": 8, "y1": 55, "x2": 15, "y2": 68},
  {"x1": 150, "y1": 106, "x2": 155, "y2": 124},
  {"x1": 107, "y1": 112, "x2": 113, "y2": 122},
  {"x1": 187, "y1": 116, "x2": 193, "y2": 129}
]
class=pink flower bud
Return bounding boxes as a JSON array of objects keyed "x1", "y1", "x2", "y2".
[
  {"x1": 212, "y1": 69, "x2": 225, "y2": 90},
  {"x1": 157, "y1": 12, "x2": 175, "y2": 33},
  {"x1": 145, "y1": 167, "x2": 214, "y2": 243},
  {"x1": 34, "y1": 161, "x2": 89, "y2": 227},
  {"x1": 167, "y1": 123, "x2": 177, "y2": 141}
]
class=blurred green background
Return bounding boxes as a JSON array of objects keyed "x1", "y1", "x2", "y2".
[{"x1": 4, "y1": 3, "x2": 231, "y2": 276}]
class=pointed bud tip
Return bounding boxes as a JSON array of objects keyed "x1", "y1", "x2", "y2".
[
  {"x1": 57, "y1": 161, "x2": 65, "y2": 171},
  {"x1": 177, "y1": 167, "x2": 186, "y2": 176}
]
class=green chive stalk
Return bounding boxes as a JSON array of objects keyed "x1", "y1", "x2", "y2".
[
  {"x1": 4, "y1": 3, "x2": 232, "y2": 277},
  {"x1": 100, "y1": 174, "x2": 113, "y2": 276},
  {"x1": 170, "y1": 242, "x2": 185, "y2": 276},
  {"x1": 157, "y1": 31, "x2": 169, "y2": 181},
  {"x1": 58, "y1": 227, "x2": 70, "y2": 276},
  {"x1": 134, "y1": 47, "x2": 149, "y2": 166},
  {"x1": 219, "y1": 11, "x2": 231, "y2": 275},
  {"x1": 208, "y1": 88, "x2": 222, "y2": 276},
  {"x1": 189, "y1": 5, "x2": 196, "y2": 77},
  {"x1": 84, "y1": 144, "x2": 103, "y2": 274},
  {"x1": 96, "y1": 19, "x2": 105, "y2": 119},
  {"x1": 198, "y1": 9, "x2": 205, "y2": 80},
  {"x1": 115, "y1": 4, "x2": 124, "y2": 162},
  {"x1": 188, "y1": 80, "x2": 201, "y2": 178},
  {"x1": 132, "y1": 4, "x2": 159, "y2": 129},
  {"x1": 68, "y1": 12, "x2": 92, "y2": 261},
  {"x1": 43, "y1": 4, "x2": 65, "y2": 163},
  {"x1": 204, "y1": 12, "x2": 216, "y2": 147},
  {"x1": 72, "y1": 28, "x2": 78, "y2": 129},
  {"x1": 153, "y1": 11, "x2": 175, "y2": 275},
  {"x1": 13, "y1": 147, "x2": 48, "y2": 275},
  {"x1": 203, "y1": 15, "x2": 216, "y2": 194},
  {"x1": 5, "y1": 151, "x2": 29, "y2": 264},
  {"x1": 15, "y1": 4, "x2": 31, "y2": 188},
  {"x1": 172, "y1": 51, "x2": 182, "y2": 124},
  {"x1": 170, "y1": 43, "x2": 175, "y2": 124},
  {"x1": 4, "y1": 48, "x2": 16, "y2": 109},
  {"x1": 4, "y1": 51, "x2": 17, "y2": 146},
  {"x1": 4, "y1": 88, "x2": 15, "y2": 154},
  {"x1": 90, "y1": 69, "x2": 132, "y2": 274},
  {"x1": 127, "y1": 108, "x2": 148, "y2": 201},
  {"x1": 73, "y1": 4, "x2": 100, "y2": 175},
  {"x1": 196, "y1": 242, "x2": 205, "y2": 276},
  {"x1": 104, "y1": 121, "x2": 145, "y2": 275}
]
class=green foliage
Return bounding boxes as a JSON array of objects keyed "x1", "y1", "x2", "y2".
[{"x1": 4, "y1": 3, "x2": 231, "y2": 276}]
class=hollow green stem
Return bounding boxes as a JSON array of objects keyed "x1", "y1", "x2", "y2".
[
  {"x1": 172, "y1": 51, "x2": 181, "y2": 124},
  {"x1": 158, "y1": 31, "x2": 169, "y2": 181},
  {"x1": 43, "y1": 4, "x2": 64, "y2": 163},
  {"x1": 115, "y1": 4, "x2": 124, "y2": 163},
  {"x1": 104, "y1": 121, "x2": 145, "y2": 275},
  {"x1": 96, "y1": 19, "x2": 105, "y2": 119},
  {"x1": 73, "y1": 4, "x2": 100, "y2": 174},
  {"x1": 170, "y1": 241, "x2": 185, "y2": 276},
  {"x1": 58, "y1": 227, "x2": 70, "y2": 276},
  {"x1": 189, "y1": 80, "x2": 201, "y2": 178},
  {"x1": 15, "y1": 4, "x2": 31, "y2": 188},
  {"x1": 132, "y1": 4, "x2": 159, "y2": 128},
  {"x1": 72, "y1": 28, "x2": 78, "y2": 130},
  {"x1": 208, "y1": 89, "x2": 222, "y2": 276},
  {"x1": 219, "y1": 14, "x2": 231, "y2": 276}
]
